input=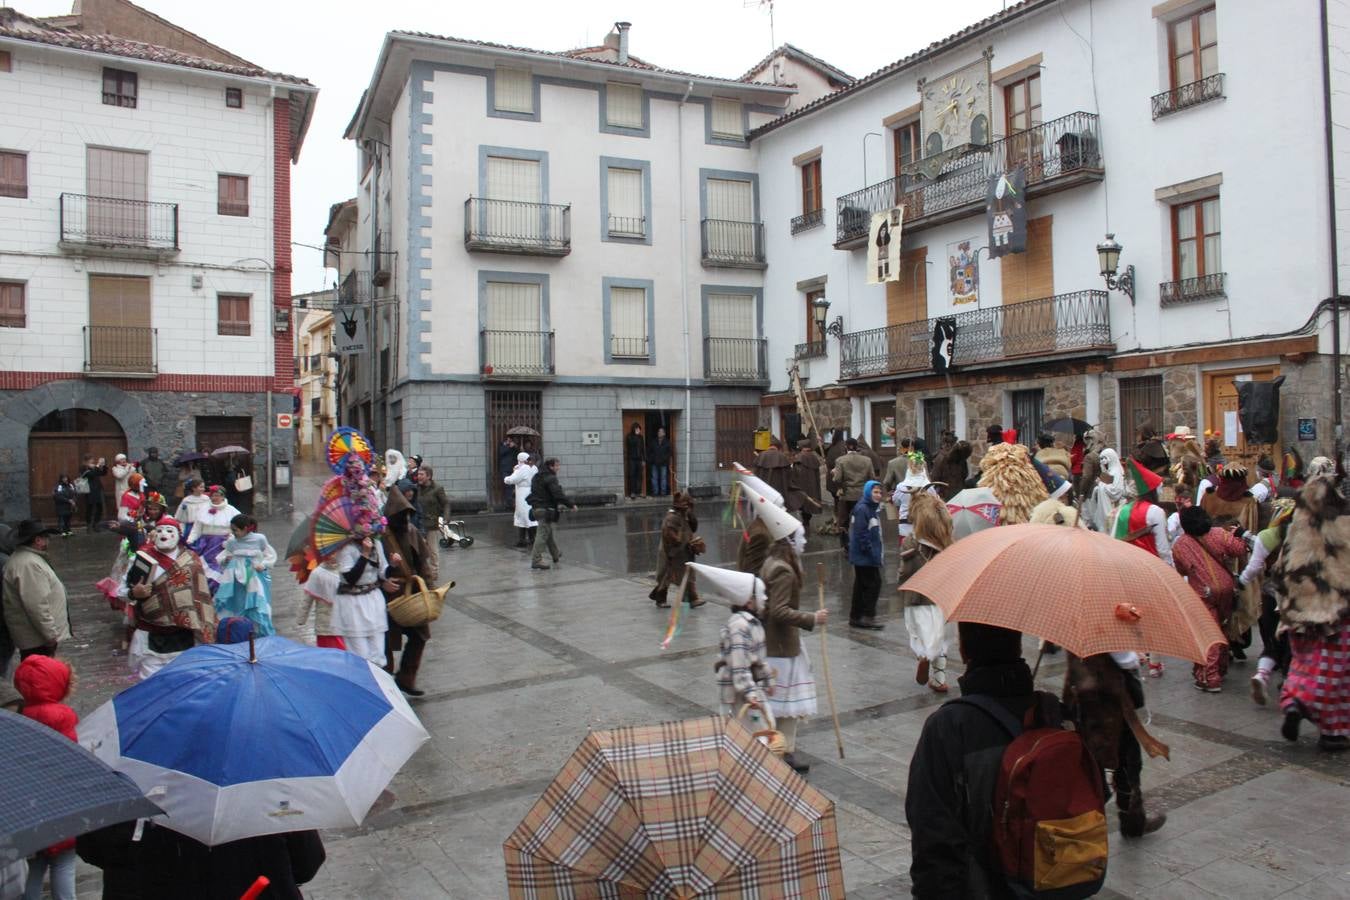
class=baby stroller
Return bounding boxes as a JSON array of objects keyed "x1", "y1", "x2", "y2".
[{"x1": 437, "y1": 515, "x2": 474, "y2": 548}]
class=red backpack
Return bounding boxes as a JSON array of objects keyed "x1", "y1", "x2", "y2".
[{"x1": 954, "y1": 694, "x2": 1108, "y2": 899}]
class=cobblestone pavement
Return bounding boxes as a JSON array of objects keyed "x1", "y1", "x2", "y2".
[{"x1": 33, "y1": 463, "x2": 1350, "y2": 898}]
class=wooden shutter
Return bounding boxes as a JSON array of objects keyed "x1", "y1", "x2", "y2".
[
  {"x1": 0, "y1": 281, "x2": 24, "y2": 327},
  {"x1": 217, "y1": 293, "x2": 251, "y2": 336},
  {"x1": 1001, "y1": 215, "x2": 1054, "y2": 304},
  {"x1": 494, "y1": 67, "x2": 533, "y2": 113},
  {"x1": 606, "y1": 83, "x2": 643, "y2": 128},
  {"x1": 88, "y1": 275, "x2": 152, "y2": 371},
  {"x1": 707, "y1": 292, "x2": 754, "y2": 338},
  {"x1": 607, "y1": 167, "x2": 644, "y2": 235},
  {"x1": 610, "y1": 286, "x2": 647, "y2": 357},
  {"x1": 218, "y1": 175, "x2": 248, "y2": 216},
  {"x1": 886, "y1": 246, "x2": 928, "y2": 325},
  {"x1": 0, "y1": 151, "x2": 26, "y2": 198},
  {"x1": 711, "y1": 98, "x2": 743, "y2": 139}
]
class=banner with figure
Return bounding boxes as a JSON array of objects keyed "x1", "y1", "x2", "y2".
[
  {"x1": 986, "y1": 166, "x2": 1026, "y2": 258},
  {"x1": 334, "y1": 304, "x2": 369, "y2": 355},
  {"x1": 948, "y1": 239, "x2": 980, "y2": 305},
  {"x1": 866, "y1": 207, "x2": 904, "y2": 284}
]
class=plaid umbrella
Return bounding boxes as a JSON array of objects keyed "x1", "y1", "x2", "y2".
[
  {"x1": 901, "y1": 523, "x2": 1226, "y2": 664},
  {"x1": 0, "y1": 710, "x2": 160, "y2": 864},
  {"x1": 504, "y1": 716, "x2": 844, "y2": 898}
]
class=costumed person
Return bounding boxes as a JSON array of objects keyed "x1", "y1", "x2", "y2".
[
  {"x1": 1270, "y1": 475, "x2": 1350, "y2": 751},
  {"x1": 847, "y1": 480, "x2": 884, "y2": 631},
  {"x1": 110, "y1": 453, "x2": 133, "y2": 499},
  {"x1": 382, "y1": 486, "x2": 434, "y2": 697},
  {"x1": 1075, "y1": 428, "x2": 1102, "y2": 501},
  {"x1": 892, "y1": 452, "x2": 940, "y2": 540},
  {"x1": 649, "y1": 491, "x2": 707, "y2": 609},
  {"x1": 383, "y1": 449, "x2": 408, "y2": 490},
  {"x1": 211, "y1": 514, "x2": 276, "y2": 636},
  {"x1": 1240, "y1": 499, "x2": 1295, "y2": 705},
  {"x1": 116, "y1": 472, "x2": 144, "y2": 523},
  {"x1": 742, "y1": 484, "x2": 826, "y2": 774},
  {"x1": 1034, "y1": 433, "x2": 1072, "y2": 480},
  {"x1": 1250, "y1": 456, "x2": 1279, "y2": 504},
  {"x1": 95, "y1": 491, "x2": 166, "y2": 647},
  {"x1": 1172, "y1": 506, "x2": 1248, "y2": 692},
  {"x1": 1166, "y1": 485, "x2": 1194, "y2": 544},
  {"x1": 1084, "y1": 448, "x2": 1126, "y2": 533},
  {"x1": 1133, "y1": 426, "x2": 1169, "y2": 478},
  {"x1": 897, "y1": 491, "x2": 954, "y2": 691},
  {"x1": 977, "y1": 441, "x2": 1048, "y2": 526},
  {"x1": 504, "y1": 452, "x2": 537, "y2": 548},
  {"x1": 689, "y1": 563, "x2": 771, "y2": 721},
  {"x1": 752, "y1": 437, "x2": 792, "y2": 499},
  {"x1": 122, "y1": 517, "x2": 217, "y2": 680},
  {"x1": 1200, "y1": 462, "x2": 1259, "y2": 535},
  {"x1": 1305, "y1": 455, "x2": 1335, "y2": 479},
  {"x1": 1168, "y1": 426, "x2": 1206, "y2": 494},
  {"x1": 187, "y1": 484, "x2": 241, "y2": 587},
  {"x1": 929, "y1": 439, "x2": 971, "y2": 502},
  {"x1": 1112, "y1": 458, "x2": 1173, "y2": 565},
  {"x1": 786, "y1": 440, "x2": 823, "y2": 532},
  {"x1": 173, "y1": 479, "x2": 210, "y2": 534},
  {"x1": 731, "y1": 464, "x2": 783, "y2": 575}
]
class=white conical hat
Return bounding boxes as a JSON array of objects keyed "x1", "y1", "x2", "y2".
[
  {"x1": 732, "y1": 462, "x2": 785, "y2": 507},
  {"x1": 687, "y1": 563, "x2": 765, "y2": 612},
  {"x1": 740, "y1": 483, "x2": 799, "y2": 541}
]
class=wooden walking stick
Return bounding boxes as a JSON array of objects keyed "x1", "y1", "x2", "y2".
[{"x1": 815, "y1": 562, "x2": 845, "y2": 759}]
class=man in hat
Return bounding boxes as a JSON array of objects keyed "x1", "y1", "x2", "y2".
[
  {"x1": 1, "y1": 520, "x2": 69, "y2": 659},
  {"x1": 140, "y1": 446, "x2": 170, "y2": 496},
  {"x1": 1133, "y1": 426, "x2": 1170, "y2": 478},
  {"x1": 649, "y1": 491, "x2": 707, "y2": 608},
  {"x1": 1113, "y1": 459, "x2": 1173, "y2": 564},
  {"x1": 124, "y1": 517, "x2": 217, "y2": 679},
  {"x1": 830, "y1": 439, "x2": 874, "y2": 549}
]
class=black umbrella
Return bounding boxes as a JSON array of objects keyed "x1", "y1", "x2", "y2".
[
  {"x1": 1042, "y1": 418, "x2": 1094, "y2": 439},
  {"x1": 506, "y1": 426, "x2": 540, "y2": 437},
  {"x1": 0, "y1": 710, "x2": 161, "y2": 863},
  {"x1": 285, "y1": 514, "x2": 312, "y2": 560},
  {"x1": 172, "y1": 451, "x2": 208, "y2": 466}
]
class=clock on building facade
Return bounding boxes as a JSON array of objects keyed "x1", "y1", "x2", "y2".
[{"x1": 920, "y1": 56, "x2": 992, "y2": 158}]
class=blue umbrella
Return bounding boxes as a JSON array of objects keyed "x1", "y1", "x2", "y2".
[{"x1": 78, "y1": 637, "x2": 428, "y2": 846}]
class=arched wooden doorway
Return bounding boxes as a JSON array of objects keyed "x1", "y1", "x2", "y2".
[{"x1": 28, "y1": 409, "x2": 127, "y2": 520}]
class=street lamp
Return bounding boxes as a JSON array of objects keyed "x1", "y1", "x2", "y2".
[
  {"x1": 1096, "y1": 233, "x2": 1135, "y2": 303},
  {"x1": 812, "y1": 296, "x2": 844, "y2": 340}
]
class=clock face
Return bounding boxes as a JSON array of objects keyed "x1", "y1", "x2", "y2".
[{"x1": 922, "y1": 59, "x2": 990, "y2": 156}]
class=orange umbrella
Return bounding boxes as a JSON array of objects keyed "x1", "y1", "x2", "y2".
[{"x1": 901, "y1": 523, "x2": 1226, "y2": 664}]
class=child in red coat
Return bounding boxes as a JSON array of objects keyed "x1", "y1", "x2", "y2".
[{"x1": 14, "y1": 655, "x2": 79, "y2": 899}]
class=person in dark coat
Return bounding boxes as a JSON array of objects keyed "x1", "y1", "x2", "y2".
[
  {"x1": 847, "y1": 480, "x2": 884, "y2": 630},
  {"x1": 906, "y1": 622, "x2": 1045, "y2": 898},
  {"x1": 787, "y1": 440, "x2": 824, "y2": 531},
  {"x1": 752, "y1": 438, "x2": 791, "y2": 498},
  {"x1": 855, "y1": 437, "x2": 884, "y2": 479},
  {"x1": 1134, "y1": 426, "x2": 1170, "y2": 478},
  {"x1": 496, "y1": 436, "x2": 518, "y2": 508},
  {"x1": 383, "y1": 488, "x2": 434, "y2": 696},
  {"x1": 80, "y1": 455, "x2": 108, "y2": 530},
  {"x1": 648, "y1": 428, "x2": 672, "y2": 496},
  {"x1": 139, "y1": 447, "x2": 170, "y2": 496},
  {"x1": 648, "y1": 491, "x2": 706, "y2": 608},
  {"x1": 529, "y1": 458, "x2": 576, "y2": 570},
  {"x1": 929, "y1": 441, "x2": 972, "y2": 502},
  {"x1": 52, "y1": 475, "x2": 77, "y2": 537},
  {"x1": 624, "y1": 423, "x2": 646, "y2": 500},
  {"x1": 414, "y1": 467, "x2": 448, "y2": 535}
]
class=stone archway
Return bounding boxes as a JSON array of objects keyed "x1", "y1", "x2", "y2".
[{"x1": 0, "y1": 380, "x2": 153, "y2": 520}]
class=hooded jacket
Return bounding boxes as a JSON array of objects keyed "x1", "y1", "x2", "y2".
[
  {"x1": 848, "y1": 480, "x2": 884, "y2": 568},
  {"x1": 15, "y1": 654, "x2": 77, "y2": 740}
]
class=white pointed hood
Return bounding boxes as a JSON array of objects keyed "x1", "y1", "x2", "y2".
[{"x1": 687, "y1": 563, "x2": 766, "y2": 612}]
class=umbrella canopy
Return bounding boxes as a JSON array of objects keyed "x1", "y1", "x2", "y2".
[
  {"x1": 79, "y1": 637, "x2": 428, "y2": 846},
  {"x1": 901, "y1": 523, "x2": 1226, "y2": 664},
  {"x1": 1043, "y1": 417, "x2": 1094, "y2": 438},
  {"x1": 209, "y1": 445, "x2": 249, "y2": 457},
  {"x1": 285, "y1": 514, "x2": 312, "y2": 560},
  {"x1": 946, "y1": 487, "x2": 1002, "y2": 539},
  {"x1": 172, "y1": 451, "x2": 208, "y2": 466},
  {"x1": 0, "y1": 710, "x2": 161, "y2": 864},
  {"x1": 506, "y1": 425, "x2": 540, "y2": 437},
  {"x1": 504, "y1": 716, "x2": 843, "y2": 898}
]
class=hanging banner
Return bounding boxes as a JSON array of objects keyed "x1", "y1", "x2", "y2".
[
  {"x1": 333, "y1": 304, "x2": 369, "y2": 355},
  {"x1": 931, "y1": 318, "x2": 957, "y2": 373},
  {"x1": 986, "y1": 166, "x2": 1027, "y2": 258},
  {"x1": 866, "y1": 207, "x2": 904, "y2": 285},
  {"x1": 948, "y1": 239, "x2": 980, "y2": 305}
]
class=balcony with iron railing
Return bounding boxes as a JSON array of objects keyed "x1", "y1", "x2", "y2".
[
  {"x1": 464, "y1": 198, "x2": 571, "y2": 256},
  {"x1": 790, "y1": 208, "x2": 824, "y2": 235},
  {"x1": 84, "y1": 325, "x2": 158, "y2": 377},
  {"x1": 704, "y1": 336, "x2": 768, "y2": 384},
  {"x1": 834, "y1": 111, "x2": 1103, "y2": 248},
  {"x1": 1152, "y1": 73, "x2": 1224, "y2": 120},
  {"x1": 700, "y1": 219, "x2": 767, "y2": 268},
  {"x1": 338, "y1": 270, "x2": 371, "y2": 304},
  {"x1": 60, "y1": 193, "x2": 179, "y2": 260},
  {"x1": 610, "y1": 335, "x2": 650, "y2": 360},
  {"x1": 837, "y1": 290, "x2": 1113, "y2": 381},
  {"x1": 607, "y1": 214, "x2": 647, "y2": 240},
  {"x1": 1159, "y1": 272, "x2": 1226, "y2": 307},
  {"x1": 480, "y1": 329, "x2": 556, "y2": 379},
  {"x1": 794, "y1": 339, "x2": 826, "y2": 360}
]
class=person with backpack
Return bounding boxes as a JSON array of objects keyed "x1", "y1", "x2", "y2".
[{"x1": 906, "y1": 622, "x2": 1108, "y2": 899}]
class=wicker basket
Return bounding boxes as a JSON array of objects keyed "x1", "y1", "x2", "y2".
[
  {"x1": 737, "y1": 704, "x2": 785, "y2": 757},
  {"x1": 386, "y1": 575, "x2": 454, "y2": 627}
]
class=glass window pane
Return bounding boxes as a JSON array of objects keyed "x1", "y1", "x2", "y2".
[
  {"x1": 1202, "y1": 198, "x2": 1220, "y2": 234},
  {"x1": 1176, "y1": 204, "x2": 1196, "y2": 240},
  {"x1": 1200, "y1": 46, "x2": 1219, "y2": 78},
  {"x1": 1028, "y1": 75, "x2": 1041, "y2": 108},
  {"x1": 1199, "y1": 8, "x2": 1217, "y2": 46},
  {"x1": 1178, "y1": 239, "x2": 1197, "y2": 279},
  {"x1": 1172, "y1": 19, "x2": 1194, "y2": 54},
  {"x1": 1009, "y1": 86, "x2": 1026, "y2": 115},
  {"x1": 1204, "y1": 235, "x2": 1221, "y2": 274},
  {"x1": 1174, "y1": 53, "x2": 1194, "y2": 87}
]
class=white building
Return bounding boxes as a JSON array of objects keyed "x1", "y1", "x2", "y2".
[
  {"x1": 0, "y1": 2, "x2": 316, "y2": 518},
  {"x1": 343, "y1": 24, "x2": 855, "y2": 505}
]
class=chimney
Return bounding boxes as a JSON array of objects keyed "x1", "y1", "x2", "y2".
[{"x1": 615, "y1": 21, "x2": 631, "y2": 64}]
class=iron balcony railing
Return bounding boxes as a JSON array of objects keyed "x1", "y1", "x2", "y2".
[
  {"x1": 704, "y1": 336, "x2": 768, "y2": 383},
  {"x1": 1159, "y1": 273, "x2": 1226, "y2": 307},
  {"x1": 60, "y1": 193, "x2": 178, "y2": 250},
  {"x1": 480, "y1": 329, "x2": 555, "y2": 378},
  {"x1": 790, "y1": 208, "x2": 824, "y2": 235},
  {"x1": 1152, "y1": 73, "x2": 1224, "y2": 120},
  {"x1": 610, "y1": 335, "x2": 650, "y2": 359},
  {"x1": 338, "y1": 270, "x2": 371, "y2": 304},
  {"x1": 701, "y1": 219, "x2": 766, "y2": 267},
  {"x1": 795, "y1": 339, "x2": 826, "y2": 360},
  {"x1": 84, "y1": 325, "x2": 158, "y2": 376},
  {"x1": 835, "y1": 111, "x2": 1102, "y2": 245},
  {"x1": 464, "y1": 198, "x2": 571, "y2": 255},
  {"x1": 607, "y1": 214, "x2": 647, "y2": 239},
  {"x1": 838, "y1": 290, "x2": 1112, "y2": 381}
]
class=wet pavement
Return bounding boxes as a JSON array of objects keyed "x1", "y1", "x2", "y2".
[{"x1": 28, "y1": 462, "x2": 1350, "y2": 898}]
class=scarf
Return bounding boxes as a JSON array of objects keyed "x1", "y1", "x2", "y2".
[{"x1": 133, "y1": 548, "x2": 217, "y2": 643}]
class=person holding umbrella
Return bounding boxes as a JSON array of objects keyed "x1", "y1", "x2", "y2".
[{"x1": 13, "y1": 654, "x2": 79, "y2": 899}]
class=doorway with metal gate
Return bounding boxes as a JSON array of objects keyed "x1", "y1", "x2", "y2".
[{"x1": 486, "y1": 389, "x2": 543, "y2": 509}]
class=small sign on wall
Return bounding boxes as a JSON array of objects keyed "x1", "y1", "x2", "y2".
[
  {"x1": 1298, "y1": 418, "x2": 1317, "y2": 441},
  {"x1": 276, "y1": 413, "x2": 293, "y2": 429},
  {"x1": 582, "y1": 432, "x2": 600, "y2": 446}
]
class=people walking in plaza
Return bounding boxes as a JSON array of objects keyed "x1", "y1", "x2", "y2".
[
  {"x1": 1240, "y1": 501, "x2": 1295, "y2": 704},
  {"x1": 174, "y1": 478, "x2": 209, "y2": 533},
  {"x1": 892, "y1": 453, "x2": 939, "y2": 540},
  {"x1": 211, "y1": 514, "x2": 277, "y2": 637},
  {"x1": 382, "y1": 487, "x2": 433, "y2": 697},
  {"x1": 1084, "y1": 447, "x2": 1126, "y2": 533},
  {"x1": 752, "y1": 437, "x2": 791, "y2": 499},
  {"x1": 123, "y1": 517, "x2": 217, "y2": 680},
  {"x1": 830, "y1": 439, "x2": 873, "y2": 549},
  {"x1": 1200, "y1": 462, "x2": 1259, "y2": 535},
  {"x1": 880, "y1": 436, "x2": 913, "y2": 499},
  {"x1": 187, "y1": 485, "x2": 241, "y2": 587},
  {"x1": 51, "y1": 475, "x2": 76, "y2": 537},
  {"x1": 648, "y1": 427, "x2": 672, "y2": 496},
  {"x1": 977, "y1": 441, "x2": 1048, "y2": 526},
  {"x1": 2, "y1": 520, "x2": 68, "y2": 660},
  {"x1": 116, "y1": 472, "x2": 144, "y2": 523},
  {"x1": 787, "y1": 438, "x2": 823, "y2": 532},
  {"x1": 649, "y1": 491, "x2": 706, "y2": 608},
  {"x1": 624, "y1": 423, "x2": 646, "y2": 500},
  {"x1": 139, "y1": 446, "x2": 170, "y2": 496},
  {"x1": 1172, "y1": 507, "x2": 1247, "y2": 692},
  {"x1": 415, "y1": 465, "x2": 449, "y2": 541},
  {"x1": 14, "y1": 653, "x2": 79, "y2": 900},
  {"x1": 929, "y1": 439, "x2": 972, "y2": 502},
  {"x1": 897, "y1": 492, "x2": 954, "y2": 689},
  {"x1": 504, "y1": 452, "x2": 537, "y2": 548},
  {"x1": 529, "y1": 458, "x2": 576, "y2": 570},
  {"x1": 700, "y1": 565, "x2": 770, "y2": 718},
  {"x1": 1034, "y1": 433, "x2": 1072, "y2": 480},
  {"x1": 847, "y1": 480, "x2": 884, "y2": 631},
  {"x1": 1075, "y1": 428, "x2": 1102, "y2": 500},
  {"x1": 323, "y1": 534, "x2": 396, "y2": 666},
  {"x1": 1133, "y1": 426, "x2": 1170, "y2": 478},
  {"x1": 1112, "y1": 458, "x2": 1172, "y2": 564},
  {"x1": 80, "y1": 456, "x2": 107, "y2": 530}
]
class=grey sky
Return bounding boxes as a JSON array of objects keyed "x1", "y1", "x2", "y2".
[{"x1": 21, "y1": 0, "x2": 1008, "y2": 293}]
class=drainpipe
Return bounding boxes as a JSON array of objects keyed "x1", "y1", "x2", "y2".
[
  {"x1": 678, "y1": 79, "x2": 694, "y2": 487},
  {"x1": 1322, "y1": 0, "x2": 1343, "y2": 462},
  {"x1": 265, "y1": 86, "x2": 276, "y2": 513}
]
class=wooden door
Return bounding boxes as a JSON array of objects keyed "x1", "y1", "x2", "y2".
[
  {"x1": 89, "y1": 274, "x2": 152, "y2": 372},
  {"x1": 622, "y1": 410, "x2": 648, "y2": 497},
  {"x1": 1205, "y1": 367, "x2": 1279, "y2": 473},
  {"x1": 87, "y1": 147, "x2": 147, "y2": 242},
  {"x1": 28, "y1": 410, "x2": 125, "y2": 519}
]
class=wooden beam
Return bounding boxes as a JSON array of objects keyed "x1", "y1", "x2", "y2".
[{"x1": 1109, "y1": 336, "x2": 1317, "y2": 371}]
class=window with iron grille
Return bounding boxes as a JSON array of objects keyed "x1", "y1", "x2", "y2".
[
  {"x1": 217, "y1": 293, "x2": 250, "y2": 336},
  {"x1": 1118, "y1": 375, "x2": 1164, "y2": 443},
  {"x1": 102, "y1": 67, "x2": 137, "y2": 108},
  {"x1": 922, "y1": 398, "x2": 952, "y2": 449},
  {"x1": 1009, "y1": 389, "x2": 1044, "y2": 445},
  {"x1": 714, "y1": 406, "x2": 758, "y2": 469},
  {"x1": 0, "y1": 281, "x2": 25, "y2": 328},
  {"x1": 225, "y1": 87, "x2": 242, "y2": 109},
  {"x1": 218, "y1": 174, "x2": 248, "y2": 216},
  {"x1": 0, "y1": 151, "x2": 25, "y2": 198}
]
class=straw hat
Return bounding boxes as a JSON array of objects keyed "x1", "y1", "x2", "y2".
[
  {"x1": 739, "y1": 483, "x2": 799, "y2": 541},
  {"x1": 687, "y1": 563, "x2": 765, "y2": 612}
]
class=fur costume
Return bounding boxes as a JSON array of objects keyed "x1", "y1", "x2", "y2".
[
  {"x1": 1271, "y1": 476, "x2": 1350, "y2": 634},
  {"x1": 978, "y1": 442, "x2": 1049, "y2": 525},
  {"x1": 1030, "y1": 498, "x2": 1080, "y2": 527},
  {"x1": 1169, "y1": 437, "x2": 1206, "y2": 492},
  {"x1": 930, "y1": 441, "x2": 972, "y2": 501}
]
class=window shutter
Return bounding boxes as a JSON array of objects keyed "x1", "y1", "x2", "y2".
[
  {"x1": 606, "y1": 82, "x2": 643, "y2": 128},
  {"x1": 1001, "y1": 215, "x2": 1054, "y2": 303},
  {"x1": 707, "y1": 293, "x2": 755, "y2": 338},
  {"x1": 606, "y1": 167, "x2": 644, "y2": 235},
  {"x1": 494, "y1": 67, "x2": 533, "y2": 113},
  {"x1": 218, "y1": 293, "x2": 251, "y2": 336},
  {"x1": 486, "y1": 282, "x2": 541, "y2": 332},
  {"x1": 0, "y1": 282, "x2": 24, "y2": 327},
  {"x1": 711, "y1": 98, "x2": 743, "y2": 139},
  {"x1": 610, "y1": 286, "x2": 647, "y2": 356},
  {"x1": 0, "y1": 151, "x2": 25, "y2": 198}
]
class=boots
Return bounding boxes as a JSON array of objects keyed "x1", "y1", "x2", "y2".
[
  {"x1": 395, "y1": 633, "x2": 426, "y2": 697},
  {"x1": 929, "y1": 655, "x2": 949, "y2": 693},
  {"x1": 1117, "y1": 790, "x2": 1166, "y2": 838},
  {"x1": 1251, "y1": 657, "x2": 1275, "y2": 705},
  {"x1": 515, "y1": 527, "x2": 529, "y2": 548}
]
